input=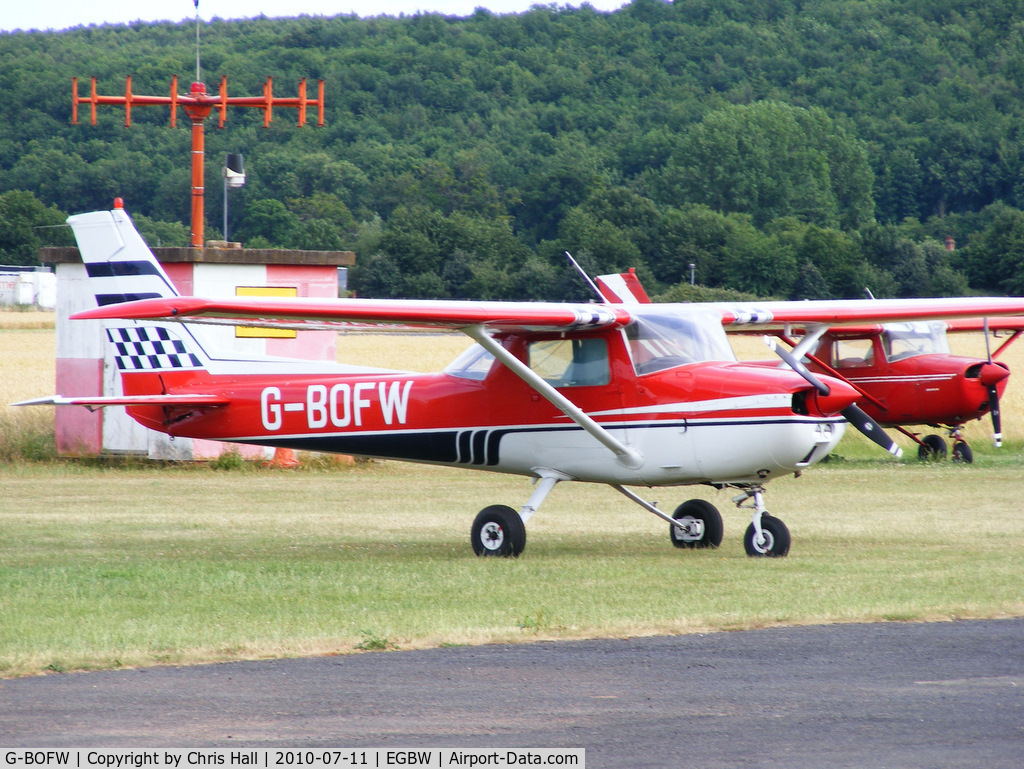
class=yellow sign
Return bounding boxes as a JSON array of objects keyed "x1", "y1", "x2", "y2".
[{"x1": 235, "y1": 286, "x2": 298, "y2": 338}]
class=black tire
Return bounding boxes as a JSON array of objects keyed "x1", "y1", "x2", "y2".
[
  {"x1": 471, "y1": 505, "x2": 526, "y2": 557},
  {"x1": 670, "y1": 499, "x2": 724, "y2": 549},
  {"x1": 743, "y1": 515, "x2": 791, "y2": 557},
  {"x1": 951, "y1": 440, "x2": 973, "y2": 464},
  {"x1": 918, "y1": 434, "x2": 947, "y2": 461}
]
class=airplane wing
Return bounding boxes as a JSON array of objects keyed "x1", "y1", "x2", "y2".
[
  {"x1": 593, "y1": 271, "x2": 1024, "y2": 329},
  {"x1": 75, "y1": 291, "x2": 1024, "y2": 334},
  {"x1": 727, "y1": 316, "x2": 1024, "y2": 338},
  {"x1": 72, "y1": 295, "x2": 634, "y2": 334},
  {"x1": 714, "y1": 297, "x2": 1024, "y2": 329},
  {"x1": 942, "y1": 316, "x2": 1024, "y2": 333}
]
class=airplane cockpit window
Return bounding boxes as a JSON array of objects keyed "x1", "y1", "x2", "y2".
[
  {"x1": 882, "y1": 321, "x2": 950, "y2": 361},
  {"x1": 624, "y1": 308, "x2": 735, "y2": 375},
  {"x1": 529, "y1": 337, "x2": 610, "y2": 387},
  {"x1": 832, "y1": 337, "x2": 874, "y2": 368},
  {"x1": 445, "y1": 343, "x2": 495, "y2": 381}
]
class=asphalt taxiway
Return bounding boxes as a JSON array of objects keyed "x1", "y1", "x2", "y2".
[{"x1": 2, "y1": 618, "x2": 1022, "y2": 767}]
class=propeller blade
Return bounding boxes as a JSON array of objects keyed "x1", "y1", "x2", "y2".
[
  {"x1": 765, "y1": 337, "x2": 830, "y2": 396},
  {"x1": 841, "y1": 404, "x2": 904, "y2": 459},
  {"x1": 988, "y1": 384, "x2": 1003, "y2": 448},
  {"x1": 981, "y1": 320, "x2": 1004, "y2": 448}
]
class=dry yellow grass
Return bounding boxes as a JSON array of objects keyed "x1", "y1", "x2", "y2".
[
  {"x1": 336, "y1": 330, "x2": 471, "y2": 372},
  {"x1": 0, "y1": 327, "x2": 56, "y2": 408},
  {"x1": 0, "y1": 311, "x2": 55, "y2": 330}
]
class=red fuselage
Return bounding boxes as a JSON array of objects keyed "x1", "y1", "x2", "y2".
[{"x1": 121, "y1": 327, "x2": 856, "y2": 487}]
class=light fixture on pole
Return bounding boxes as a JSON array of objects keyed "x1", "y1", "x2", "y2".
[{"x1": 223, "y1": 153, "x2": 245, "y2": 242}]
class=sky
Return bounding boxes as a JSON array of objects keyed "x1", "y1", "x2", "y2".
[{"x1": 1, "y1": 0, "x2": 630, "y2": 33}]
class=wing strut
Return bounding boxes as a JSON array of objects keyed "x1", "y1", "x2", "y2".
[{"x1": 464, "y1": 326, "x2": 644, "y2": 469}]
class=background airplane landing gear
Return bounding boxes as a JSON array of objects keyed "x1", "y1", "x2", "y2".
[
  {"x1": 951, "y1": 440, "x2": 973, "y2": 463},
  {"x1": 670, "y1": 499, "x2": 723, "y2": 549},
  {"x1": 471, "y1": 505, "x2": 526, "y2": 557},
  {"x1": 743, "y1": 515, "x2": 791, "y2": 557},
  {"x1": 917, "y1": 433, "x2": 947, "y2": 461}
]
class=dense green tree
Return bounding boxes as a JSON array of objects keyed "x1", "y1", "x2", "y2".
[
  {"x1": 234, "y1": 198, "x2": 301, "y2": 247},
  {"x1": 1, "y1": 2, "x2": 1023, "y2": 298},
  {"x1": 132, "y1": 213, "x2": 190, "y2": 248},
  {"x1": 960, "y1": 204, "x2": 1024, "y2": 294},
  {"x1": 0, "y1": 190, "x2": 72, "y2": 265},
  {"x1": 654, "y1": 101, "x2": 873, "y2": 230},
  {"x1": 790, "y1": 260, "x2": 831, "y2": 301}
]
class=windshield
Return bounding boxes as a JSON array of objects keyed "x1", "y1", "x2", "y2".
[
  {"x1": 625, "y1": 307, "x2": 735, "y2": 375},
  {"x1": 444, "y1": 343, "x2": 494, "y2": 380},
  {"x1": 882, "y1": 321, "x2": 950, "y2": 362}
]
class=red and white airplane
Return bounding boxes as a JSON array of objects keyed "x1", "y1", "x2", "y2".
[
  {"x1": 599, "y1": 270, "x2": 1022, "y2": 463},
  {"x1": 763, "y1": 319, "x2": 1020, "y2": 463},
  {"x1": 19, "y1": 206, "x2": 1024, "y2": 558}
]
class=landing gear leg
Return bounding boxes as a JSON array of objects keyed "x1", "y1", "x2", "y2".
[
  {"x1": 611, "y1": 485, "x2": 723, "y2": 549},
  {"x1": 734, "y1": 485, "x2": 790, "y2": 558},
  {"x1": 949, "y1": 426, "x2": 973, "y2": 464}
]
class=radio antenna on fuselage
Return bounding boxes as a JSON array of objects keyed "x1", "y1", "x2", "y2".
[{"x1": 564, "y1": 251, "x2": 606, "y2": 303}]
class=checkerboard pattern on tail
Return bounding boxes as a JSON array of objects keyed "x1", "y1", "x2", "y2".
[{"x1": 107, "y1": 326, "x2": 202, "y2": 371}]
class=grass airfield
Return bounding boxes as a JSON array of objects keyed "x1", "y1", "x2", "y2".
[{"x1": 1, "y1": 313, "x2": 1023, "y2": 678}]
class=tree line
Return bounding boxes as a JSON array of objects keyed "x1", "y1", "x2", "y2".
[{"x1": 3, "y1": 0, "x2": 1024, "y2": 300}]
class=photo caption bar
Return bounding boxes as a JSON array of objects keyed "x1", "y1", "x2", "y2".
[{"x1": 2, "y1": 750, "x2": 584, "y2": 769}]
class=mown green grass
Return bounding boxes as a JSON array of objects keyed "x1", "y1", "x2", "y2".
[{"x1": 2, "y1": 453, "x2": 1022, "y2": 678}]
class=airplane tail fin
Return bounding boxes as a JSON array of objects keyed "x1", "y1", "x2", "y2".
[
  {"x1": 595, "y1": 269, "x2": 652, "y2": 304},
  {"x1": 67, "y1": 204, "x2": 359, "y2": 383},
  {"x1": 69, "y1": 205, "x2": 182, "y2": 306},
  {"x1": 68, "y1": 204, "x2": 216, "y2": 380}
]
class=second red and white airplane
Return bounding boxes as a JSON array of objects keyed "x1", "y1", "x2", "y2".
[
  {"x1": 19, "y1": 205, "x2": 1024, "y2": 557},
  {"x1": 599, "y1": 269, "x2": 1022, "y2": 463}
]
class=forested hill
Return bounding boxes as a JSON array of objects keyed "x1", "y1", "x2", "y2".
[{"x1": 4, "y1": 0, "x2": 1024, "y2": 300}]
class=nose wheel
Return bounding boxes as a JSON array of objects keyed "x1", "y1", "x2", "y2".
[
  {"x1": 734, "y1": 486, "x2": 790, "y2": 557},
  {"x1": 743, "y1": 514, "x2": 790, "y2": 557}
]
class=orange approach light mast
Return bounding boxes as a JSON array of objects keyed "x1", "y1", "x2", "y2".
[{"x1": 72, "y1": 75, "x2": 325, "y2": 247}]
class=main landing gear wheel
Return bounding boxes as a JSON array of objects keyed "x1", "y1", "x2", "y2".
[
  {"x1": 918, "y1": 434, "x2": 947, "y2": 461},
  {"x1": 471, "y1": 505, "x2": 526, "y2": 558},
  {"x1": 951, "y1": 440, "x2": 973, "y2": 464},
  {"x1": 669, "y1": 499, "x2": 724, "y2": 549},
  {"x1": 744, "y1": 514, "x2": 791, "y2": 557}
]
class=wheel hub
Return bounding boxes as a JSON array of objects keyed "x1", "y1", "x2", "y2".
[
  {"x1": 672, "y1": 515, "x2": 705, "y2": 542},
  {"x1": 751, "y1": 530, "x2": 774, "y2": 554},
  {"x1": 481, "y1": 522, "x2": 505, "y2": 550}
]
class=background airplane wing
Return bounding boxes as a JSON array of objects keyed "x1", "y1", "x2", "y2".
[
  {"x1": 714, "y1": 297, "x2": 1024, "y2": 329},
  {"x1": 72, "y1": 296, "x2": 634, "y2": 334},
  {"x1": 942, "y1": 316, "x2": 1024, "y2": 333}
]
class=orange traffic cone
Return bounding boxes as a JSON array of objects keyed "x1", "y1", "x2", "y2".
[{"x1": 268, "y1": 447, "x2": 300, "y2": 468}]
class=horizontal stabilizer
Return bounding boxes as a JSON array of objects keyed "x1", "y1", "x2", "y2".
[{"x1": 13, "y1": 394, "x2": 230, "y2": 411}]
